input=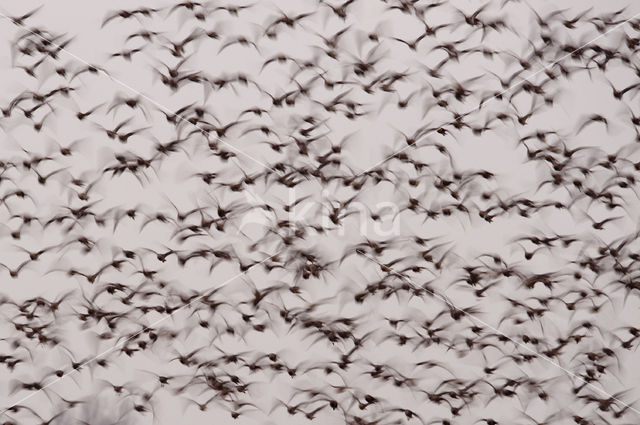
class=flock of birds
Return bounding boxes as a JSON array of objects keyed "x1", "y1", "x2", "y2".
[{"x1": 1, "y1": 0, "x2": 640, "y2": 424}]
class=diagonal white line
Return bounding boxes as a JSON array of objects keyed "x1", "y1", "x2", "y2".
[
  {"x1": 0, "y1": 12, "x2": 282, "y2": 176},
  {"x1": 352, "y1": 9, "x2": 640, "y2": 177},
  {"x1": 0, "y1": 250, "x2": 282, "y2": 414},
  {"x1": 358, "y1": 252, "x2": 640, "y2": 416},
  {"x1": 1, "y1": 4, "x2": 638, "y2": 420}
]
